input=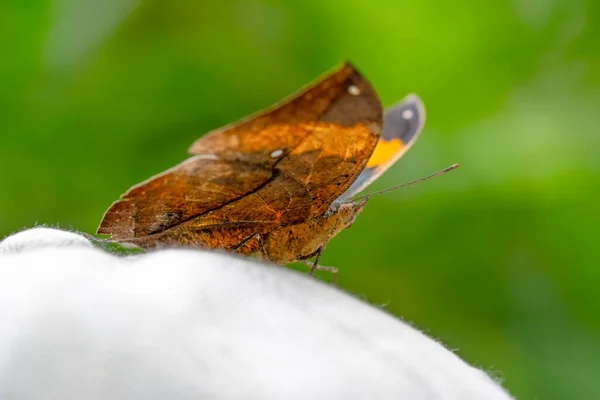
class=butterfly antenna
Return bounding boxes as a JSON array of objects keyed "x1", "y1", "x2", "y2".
[{"x1": 352, "y1": 163, "x2": 459, "y2": 201}]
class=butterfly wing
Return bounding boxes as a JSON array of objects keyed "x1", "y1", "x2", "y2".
[
  {"x1": 339, "y1": 93, "x2": 425, "y2": 199},
  {"x1": 96, "y1": 156, "x2": 273, "y2": 240},
  {"x1": 97, "y1": 63, "x2": 382, "y2": 245},
  {"x1": 189, "y1": 62, "x2": 382, "y2": 216}
]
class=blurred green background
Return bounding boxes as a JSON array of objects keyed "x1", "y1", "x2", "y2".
[{"x1": 2, "y1": 0, "x2": 599, "y2": 397}]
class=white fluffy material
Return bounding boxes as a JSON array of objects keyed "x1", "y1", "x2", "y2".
[{"x1": 0, "y1": 228, "x2": 512, "y2": 399}]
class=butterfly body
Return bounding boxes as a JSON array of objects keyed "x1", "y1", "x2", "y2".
[
  {"x1": 98, "y1": 63, "x2": 424, "y2": 271},
  {"x1": 257, "y1": 199, "x2": 368, "y2": 264}
]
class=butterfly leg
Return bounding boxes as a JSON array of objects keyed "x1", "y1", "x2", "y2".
[
  {"x1": 300, "y1": 260, "x2": 339, "y2": 284},
  {"x1": 308, "y1": 246, "x2": 324, "y2": 276},
  {"x1": 299, "y1": 246, "x2": 339, "y2": 283},
  {"x1": 231, "y1": 233, "x2": 271, "y2": 262}
]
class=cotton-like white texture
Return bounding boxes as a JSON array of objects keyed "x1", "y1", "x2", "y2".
[
  {"x1": 0, "y1": 228, "x2": 512, "y2": 400},
  {"x1": 0, "y1": 226, "x2": 93, "y2": 253}
]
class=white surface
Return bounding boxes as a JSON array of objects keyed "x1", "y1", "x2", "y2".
[{"x1": 0, "y1": 228, "x2": 512, "y2": 399}]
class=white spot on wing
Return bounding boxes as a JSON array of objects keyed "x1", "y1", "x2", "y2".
[
  {"x1": 402, "y1": 109, "x2": 414, "y2": 120},
  {"x1": 270, "y1": 149, "x2": 283, "y2": 158},
  {"x1": 348, "y1": 85, "x2": 361, "y2": 96}
]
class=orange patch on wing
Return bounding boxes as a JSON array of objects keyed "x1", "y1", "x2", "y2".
[{"x1": 366, "y1": 139, "x2": 404, "y2": 168}]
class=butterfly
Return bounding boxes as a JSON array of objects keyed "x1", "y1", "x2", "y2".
[{"x1": 97, "y1": 63, "x2": 426, "y2": 279}]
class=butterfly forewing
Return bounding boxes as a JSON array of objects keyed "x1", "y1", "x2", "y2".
[{"x1": 339, "y1": 93, "x2": 425, "y2": 200}]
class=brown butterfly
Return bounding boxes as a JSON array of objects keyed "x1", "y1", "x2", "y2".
[{"x1": 97, "y1": 63, "x2": 429, "y2": 279}]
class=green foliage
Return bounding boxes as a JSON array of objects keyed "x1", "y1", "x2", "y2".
[{"x1": 1, "y1": 0, "x2": 599, "y2": 397}]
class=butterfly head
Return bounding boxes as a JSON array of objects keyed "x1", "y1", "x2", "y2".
[{"x1": 325, "y1": 198, "x2": 369, "y2": 229}]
